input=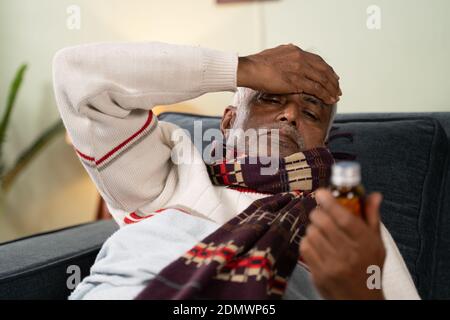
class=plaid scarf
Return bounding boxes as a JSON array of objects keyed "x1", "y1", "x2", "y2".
[{"x1": 135, "y1": 147, "x2": 334, "y2": 300}]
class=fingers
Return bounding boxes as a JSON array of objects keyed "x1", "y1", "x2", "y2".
[
  {"x1": 304, "y1": 224, "x2": 335, "y2": 259},
  {"x1": 299, "y1": 236, "x2": 324, "y2": 272},
  {"x1": 309, "y1": 207, "x2": 354, "y2": 253},
  {"x1": 306, "y1": 53, "x2": 341, "y2": 98},
  {"x1": 314, "y1": 189, "x2": 366, "y2": 238},
  {"x1": 287, "y1": 45, "x2": 340, "y2": 102},
  {"x1": 304, "y1": 66, "x2": 340, "y2": 104},
  {"x1": 248, "y1": 43, "x2": 342, "y2": 101},
  {"x1": 364, "y1": 192, "x2": 383, "y2": 232},
  {"x1": 309, "y1": 53, "x2": 340, "y2": 81},
  {"x1": 298, "y1": 77, "x2": 337, "y2": 105}
]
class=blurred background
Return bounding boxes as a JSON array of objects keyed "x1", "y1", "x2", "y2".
[{"x1": 0, "y1": 0, "x2": 449, "y2": 243}]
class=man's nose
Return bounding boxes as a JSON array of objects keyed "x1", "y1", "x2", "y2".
[{"x1": 277, "y1": 102, "x2": 299, "y2": 128}]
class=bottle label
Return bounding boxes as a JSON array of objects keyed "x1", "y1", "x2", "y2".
[{"x1": 336, "y1": 197, "x2": 365, "y2": 219}]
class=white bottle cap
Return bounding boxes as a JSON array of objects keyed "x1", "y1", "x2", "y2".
[{"x1": 331, "y1": 161, "x2": 361, "y2": 187}]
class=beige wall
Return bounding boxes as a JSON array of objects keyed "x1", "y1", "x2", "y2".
[{"x1": 0, "y1": 0, "x2": 449, "y2": 242}]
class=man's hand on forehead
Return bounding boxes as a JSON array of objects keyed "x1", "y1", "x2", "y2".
[{"x1": 237, "y1": 44, "x2": 342, "y2": 105}]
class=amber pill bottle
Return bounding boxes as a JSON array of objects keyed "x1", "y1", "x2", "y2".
[{"x1": 330, "y1": 161, "x2": 366, "y2": 220}]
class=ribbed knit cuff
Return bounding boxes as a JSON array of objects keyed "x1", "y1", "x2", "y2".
[{"x1": 200, "y1": 48, "x2": 238, "y2": 93}]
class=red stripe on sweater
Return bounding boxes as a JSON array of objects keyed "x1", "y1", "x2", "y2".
[
  {"x1": 76, "y1": 150, "x2": 95, "y2": 162},
  {"x1": 124, "y1": 214, "x2": 154, "y2": 225},
  {"x1": 95, "y1": 111, "x2": 154, "y2": 165},
  {"x1": 130, "y1": 212, "x2": 145, "y2": 220},
  {"x1": 123, "y1": 207, "x2": 191, "y2": 225},
  {"x1": 123, "y1": 217, "x2": 136, "y2": 224},
  {"x1": 76, "y1": 110, "x2": 154, "y2": 165}
]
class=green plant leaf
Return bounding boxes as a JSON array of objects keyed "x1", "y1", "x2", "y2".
[
  {"x1": 0, "y1": 64, "x2": 28, "y2": 176},
  {"x1": 1, "y1": 120, "x2": 65, "y2": 192}
]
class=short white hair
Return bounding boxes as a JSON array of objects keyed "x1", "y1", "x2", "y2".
[{"x1": 231, "y1": 87, "x2": 337, "y2": 140}]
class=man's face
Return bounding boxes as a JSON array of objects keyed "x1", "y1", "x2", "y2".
[
  {"x1": 236, "y1": 93, "x2": 331, "y2": 157},
  {"x1": 223, "y1": 92, "x2": 333, "y2": 158}
]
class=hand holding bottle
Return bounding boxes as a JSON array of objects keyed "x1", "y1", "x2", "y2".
[{"x1": 299, "y1": 189, "x2": 386, "y2": 300}]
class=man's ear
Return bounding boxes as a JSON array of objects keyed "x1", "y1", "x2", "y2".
[{"x1": 220, "y1": 106, "x2": 237, "y2": 134}]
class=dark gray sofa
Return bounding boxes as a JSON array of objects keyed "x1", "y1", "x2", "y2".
[{"x1": 1, "y1": 112, "x2": 449, "y2": 300}]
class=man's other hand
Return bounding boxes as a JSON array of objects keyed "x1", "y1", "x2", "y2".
[
  {"x1": 237, "y1": 44, "x2": 341, "y2": 105},
  {"x1": 299, "y1": 189, "x2": 386, "y2": 300}
]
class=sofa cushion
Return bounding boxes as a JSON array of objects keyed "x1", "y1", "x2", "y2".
[
  {"x1": 0, "y1": 220, "x2": 118, "y2": 299},
  {"x1": 158, "y1": 112, "x2": 449, "y2": 299}
]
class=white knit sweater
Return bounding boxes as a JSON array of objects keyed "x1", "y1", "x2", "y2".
[{"x1": 53, "y1": 41, "x2": 420, "y2": 299}]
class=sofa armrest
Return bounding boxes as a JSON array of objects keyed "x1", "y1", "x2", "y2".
[{"x1": 0, "y1": 220, "x2": 118, "y2": 300}]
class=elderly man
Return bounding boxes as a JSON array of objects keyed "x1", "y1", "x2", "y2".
[{"x1": 53, "y1": 42, "x2": 419, "y2": 300}]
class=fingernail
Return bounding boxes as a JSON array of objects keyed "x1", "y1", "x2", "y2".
[
  {"x1": 376, "y1": 193, "x2": 383, "y2": 204},
  {"x1": 370, "y1": 193, "x2": 382, "y2": 206}
]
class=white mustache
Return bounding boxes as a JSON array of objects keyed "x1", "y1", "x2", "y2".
[{"x1": 256, "y1": 123, "x2": 305, "y2": 150}]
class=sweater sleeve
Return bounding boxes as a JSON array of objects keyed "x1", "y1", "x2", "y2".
[{"x1": 52, "y1": 42, "x2": 238, "y2": 219}]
